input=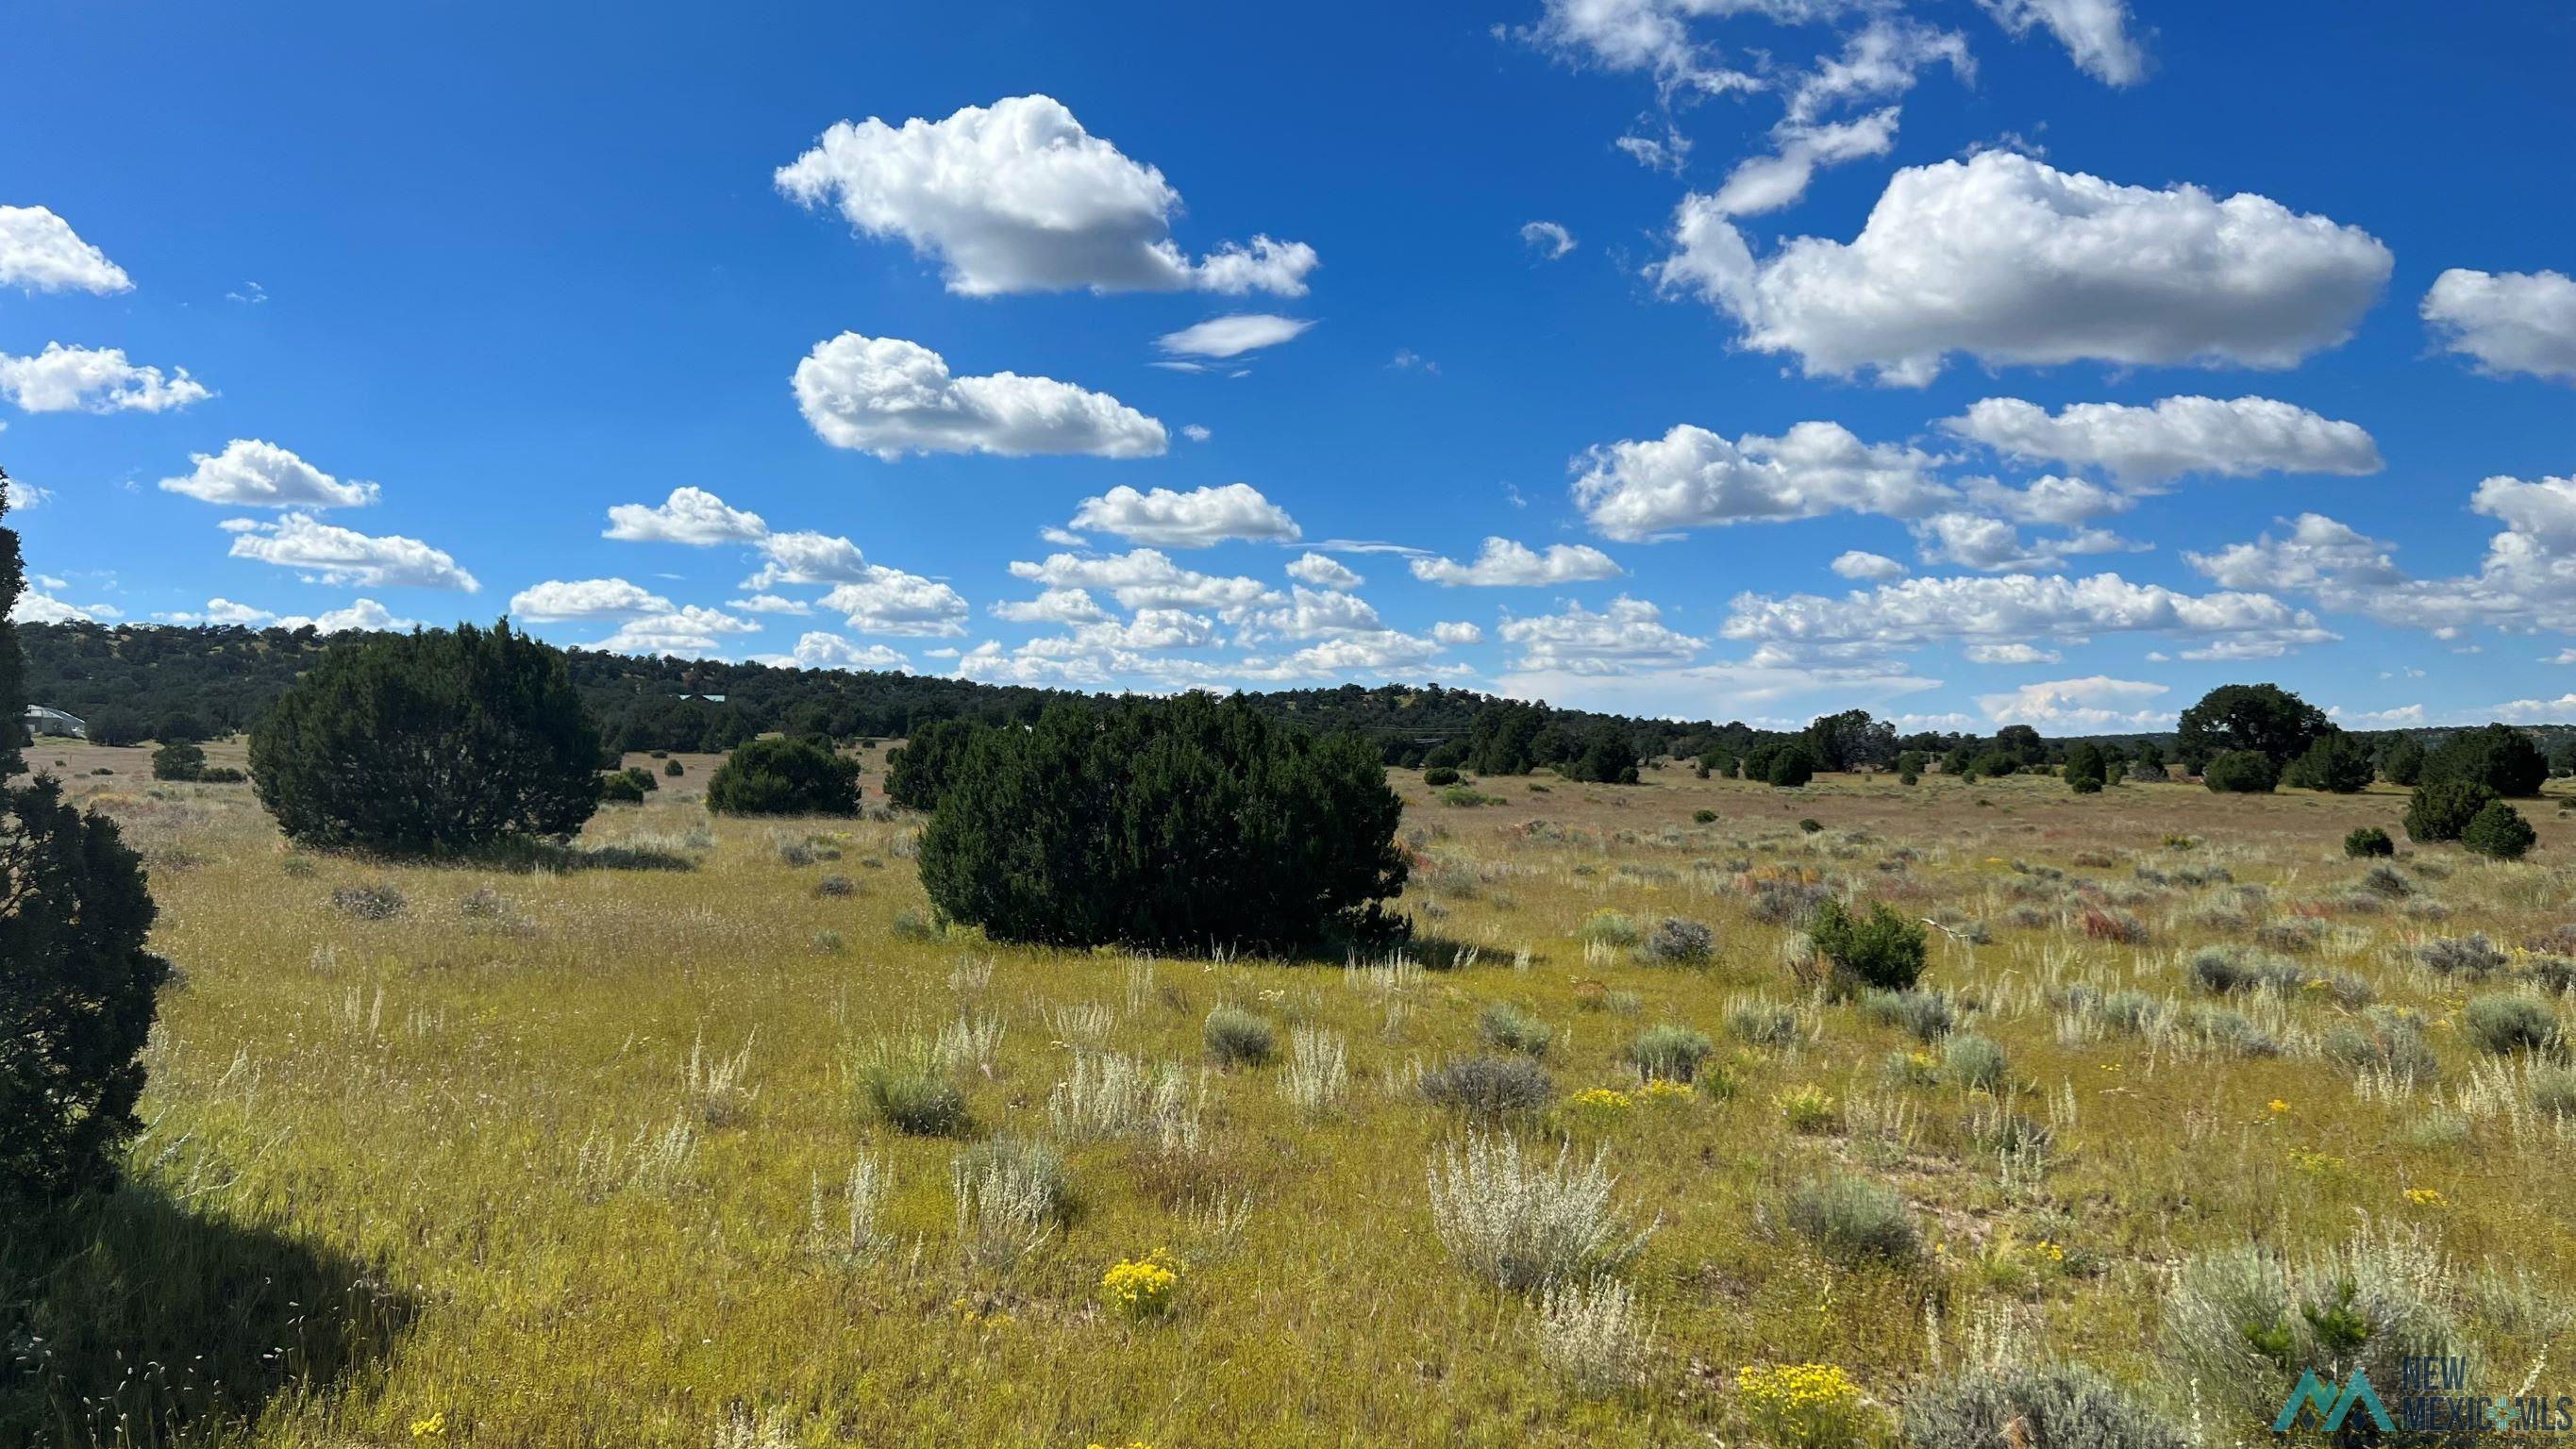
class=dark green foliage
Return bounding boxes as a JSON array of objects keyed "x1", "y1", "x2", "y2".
[
  {"x1": 1465, "y1": 699, "x2": 1546, "y2": 774},
  {"x1": 1994, "y1": 724, "x2": 2047, "y2": 766},
  {"x1": 883, "y1": 717, "x2": 978, "y2": 811},
  {"x1": 598, "y1": 773, "x2": 646, "y2": 805},
  {"x1": 1419, "y1": 1056, "x2": 1552, "y2": 1119},
  {"x1": 1903, "y1": 1362, "x2": 2188, "y2": 1449},
  {"x1": 1763, "y1": 743, "x2": 1816, "y2": 788},
  {"x1": 918, "y1": 694, "x2": 1408, "y2": 955},
  {"x1": 2063, "y1": 741, "x2": 2106, "y2": 794},
  {"x1": 1, "y1": 779, "x2": 169, "y2": 1207},
  {"x1": 2379, "y1": 733, "x2": 2426, "y2": 786},
  {"x1": 2343, "y1": 825, "x2": 2394, "y2": 858},
  {"x1": 154, "y1": 711, "x2": 213, "y2": 744},
  {"x1": 1422, "y1": 765, "x2": 1461, "y2": 787},
  {"x1": 1811, "y1": 897, "x2": 1928, "y2": 993},
  {"x1": 2283, "y1": 730, "x2": 2375, "y2": 793},
  {"x1": 1561, "y1": 723, "x2": 1639, "y2": 784},
  {"x1": 662, "y1": 758, "x2": 684, "y2": 777},
  {"x1": 622, "y1": 765, "x2": 658, "y2": 792},
  {"x1": 2201, "y1": 749, "x2": 2281, "y2": 794},
  {"x1": 151, "y1": 741, "x2": 207, "y2": 781},
  {"x1": 0, "y1": 480, "x2": 167, "y2": 1208},
  {"x1": 705, "y1": 737, "x2": 861, "y2": 817},
  {"x1": 249, "y1": 623, "x2": 602, "y2": 853},
  {"x1": 2175, "y1": 683, "x2": 2330, "y2": 770},
  {"x1": 1803, "y1": 708, "x2": 1896, "y2": 772},
  {"x1": 2424, "y1": 723, "x2": 2549, "y2": 798},
  {"x1": 2406, "y1": 779, "x2": 2500, "y2": 842},
  {"x1": 860, "y1": 1064, "x2": 968, "y2": 1136},
  {"x1": 2460, "y1": 994, "x2": 2557, "y2": 1055},
  {"x1": 2462, "y1": 800, "x2": 2537, "y2": 860}
]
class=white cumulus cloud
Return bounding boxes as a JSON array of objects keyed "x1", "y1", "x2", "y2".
[
  {"x1": 1498, "y1": 595, "x2": 1705, "y2": 675},
  {"x1": 1831, "y1": 550, "x2": 1909, "y2": 581},
  {"x1": 1977, "y1": 675, "x2": 2168, "y2": 730},
  {"x1": 1411, "y1": 537, "x2": 1624, "y2": 588},
  {"x1": 1286, "y1": 552, "x2": 1363, "y2": 590},
  {"x1": 2421, "y1": 269, "x2": 2576, "y2": 385},
  {"x1": 795, "y1": 333, "x2": 1166, "y2": 460},
  {"x1": 1010, "y1": 548, "x2": 1280, "y2": 617},
  {"x1": 775, "y1": 95, "x2": 1316, "y2": 297},
  {"x1": 791, "y1": 632, "x2": 912, "y2": 673},
  {"x1": 226, "y1": 513, "x2": 477, "y2": 591},
  {"x1": 1067, "y1": 483, "x2": 1300, "y2": 548},
  {"x1": 1520, "y1": 221, "x2": 1578, "y2": 259},
  {"x1": 1573, "y1": 421, "x2": 1949, "y2": 540},
  {"x1": 821, "y1": 565, "x2": 970, "y2": 637},
  {"x1": 1941, "y1": 394, "x2": 2383, "y2": 483},
  {"x1": 0, "y1": 343, "x2": 209, "y2": 414},
  {"x1": 1977, "y1": 0, "x2": 2146, "y2": 85},
  {"x1": 1652, "y1": 151, "x2": 2391, "y2": 385},
  {"x1": 0, "y1": 207, "x2": 131, "y2": 294},
  {"x1": 1723, "y1": 571, "x2": 2335, "y2": 658},
  {"x1": 606, "y1": 486, "x2": 769, "y2": 544},
  {"x1": 160, "y1": 440, "x2": 379, "y2": 509},
  {"x1": 509, "y1": 577, "x2": 675, "y2": 622}
]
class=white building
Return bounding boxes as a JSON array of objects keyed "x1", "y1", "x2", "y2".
[{"x1": 23, "y1": 705, "x2": 86, "y2": 739}]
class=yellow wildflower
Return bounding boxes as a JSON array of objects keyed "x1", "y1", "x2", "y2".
[
  {"x1": 410, "y1": 1413, "x2": 447, "y2": 1440},
  {"x1": 1636, "y1": 1078, "x2": 1695, "y2": 1104},
  {"x1": 1738, "y1": 1363, "x2": 1870, "y2": 1448},
  {"x1": 1101, "y1": 1252, "x2": 1180, "y2": 1320},
  {"x1": 2267, "y1": 1099, "x2": 2290, "y2": 1115},
  {"x1": 1571, "y1": 1086, "x2": 1635, "y2": 1110},
  {"x1": 2405, "y1": 1187, "x2": 2448, "y2": 1208}
]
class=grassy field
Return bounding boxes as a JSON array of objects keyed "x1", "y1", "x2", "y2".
[{"x1": 12, "y1": 739, "x2": 2576, "y2": 1447}]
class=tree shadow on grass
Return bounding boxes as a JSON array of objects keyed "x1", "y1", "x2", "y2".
[{"x1": 1, "y1": 1185, "x2": 413, "y2": 1444}]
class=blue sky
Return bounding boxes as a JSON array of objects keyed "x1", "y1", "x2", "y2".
[{"x1": 4, "y1": 0, "x2": 2572, "y2": 733}]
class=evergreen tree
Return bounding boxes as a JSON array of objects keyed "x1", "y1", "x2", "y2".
[
  {"x1": 2062, "y1": 741, "x2": 2106, "y2": 794},
  {"x1": 2281, "y1": 730, "x2": 2376, "y2": 793},
  {"x1": 884, "y1": 718, "x2": 979, "y2": 811},
  {"x1": 918, "y1": 694, "x2": 1407, "y2": 954},
  {"x1": 2201, "y1": 750, "x2": 2281, "y2": 793},
  {"x1": 2405, "y1": 779, "x2": 2499, "y2": 843},
  {"x1": 2422, "y1": 723, "x2": 2549, "y2": 798},
  {"x1": 250, "y1": 623, "x2": 603, "y2": 853},
  {"x1": 1465, "y1": 699, "x2": 1545, "y2": 775},
  {"x1": 2379, "y1": 733, "x2": 2426, "y2": 786},
  {"x1": 0, "y1": 475, "x2": 168, "y2": 1207},
  {"x1": 2175, "y1": 684, "x2": 2330, "y2": 772},
  {"x1": 707, "y1": 737, "x2": 862, "y2": 816}
]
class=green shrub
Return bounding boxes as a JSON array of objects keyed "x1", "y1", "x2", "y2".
[
  {"x1": 1422, "y1": 766, "x2": 1461, "y2": 787},
  {"x1": 2380, "y1": 733, "x2": 2426, "y2": 786},
  {"x1": 2201, "y1": 750, "x2": 2280, "y2": 793},
  {"x1": 1419, "y1": 1056, "x2": 1552, "y2": 1120},
  {"x1": 861, "y1": 1063, "x2": 968, "y2": 1136},
  {"x1": 883, "y1": 718, "x2": 978, "y2": 811},
  {"x1": 1809, "y1": 898, "x2": 1928, "y2": 994},
  {"x1": 2460, "y1": 993, "x2": 2558, "y2": 1055},
  {"x1": 2532, "y1": 1067, "x2": 2576, "y2": 1118},
  {"x1": 1477, "y1": 1002, "x2": 1553, "y2": 1057},
  {"x1": 1629, "y1": 1023, "x2": 1713, "y2": 1082},
  {"x1": 2423, "y1": 723, "x2": 2549, "y2": 798},
  {"x1": 1726, "y1": 1001, "x2": 1801, "y2": 1047},
  {"x1": 2283, "y1": 731, "x2": 2376, "y2": 793},
  {"x1": 1941, "y1": 1033, "x2": 2008, "y2": 1090},
  {"x1": 662, "y1": 758, "x2": 685, "y2": 777},
  {"x1": 2322, "y1": 1009, "x2": 2439, "y2": 1081},
  {"x1": 2343, "y1": 825, "x2": 2394, "y2": 858},
  {"x1": 1641, "y1": 916, "x2": 1715, "y2": 965},
  {"x1": 150, "y1": 741, "x2": 206, "y2": 781},
  {"x1": 918, "y1": 695, "x2": 1407, "y2": 955},
  {"x1": 706, "y1": 737, "x2": 861, "y2": 817},
  {"x1": 1577, "y1": 910, "x2": 1640, "y2": 948},
  {"x1": 1798, "y1": 817, "x2": 1823, "y2": 834},
  {"x1": 2188, "y1": 945, "x2": 2300, "y2": 995},
  {"x1": 1765, "y1": 745, "x2": 1816, "y2": 788},
  {"x1": 2406, "y1": 779, "x2": 2500, "y2": 842},
  {"x1": 1204, "y1": 1005, "x2": 1279, "y2": 1068},
  {"x1": 1861, "y1": 989, "x2": 1955, "y2": 1041},
  {"x1": 2462, "y1": 801, "x2": 2536, "y2": 860},
  {"x1": 2062, "y1": 741, "x2": 2106, "y2": 794},
  {"x1": 250, "y1": 622, "x2": 602, "y2": 853},
  {"x1": 598, "y1": 772, "x2": 646, "y2": 805},
  {"x1": 1904, "y1": 1362, "x2": 2187, "y2": 1449},
  {"x1": 1691, "y1": 808, "x2": 1717, "y2": 824},
  {"x1": 1783, "y1": 1174, "x2": 1917, "y2": 1263}
]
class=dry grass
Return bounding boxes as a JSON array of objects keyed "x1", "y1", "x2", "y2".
[{"x1": 14, "y1": 742, "x2": 2576, "y2": 1446}]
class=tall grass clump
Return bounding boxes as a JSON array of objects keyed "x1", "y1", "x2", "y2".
[
  {"x1": 1535, "y1": 1277, "x2": 1654, "y2": 1397},
  {"x1": 1782, "y1": 1174, "x2": 1917, "y2": 1263},
  {"x1": 1425, "y1": 1133, "x2": 1652, "y2": 1291},
  {"x1": 1477, "y1": 1001, "x2": 1554, "y2": 1057},
  {"x1": 857, "y1": 1041, "x2": 969, "y2": 1137},
  {"x1": 1281, "y1": 1025, "x2": 1348, "y2": 1117},
  {"x1": 1903, "y1": 1362, "x2": 2186, "y2": 1449},
  {"x1": 950, "y1": 1137, "x2": 1069, "y2": 1270},
  {"x1": 2163, "y1": 1224, "x2": 2467, "y2": 1441},
  {"x1": 1204, "y1": 1005, "x2": 1278, "y2": 1068},
  {"x1": 1047, "y1": 1053, "x2": 1193, "y2": 1144},
  {"x1": 1630, "y1": 1023, "x2": 1714, "y2": 1082},
  {"x1": 1862, "y1": 989, "x2": 1955, "y2": 1041}
]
